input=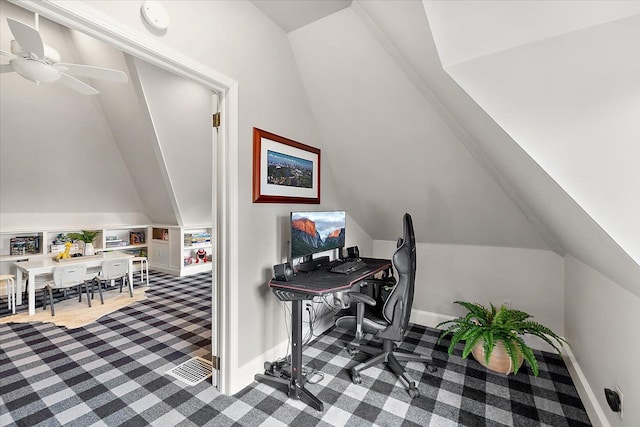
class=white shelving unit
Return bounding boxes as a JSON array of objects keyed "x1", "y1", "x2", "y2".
[
  {"x1": 96, "y1": 227, "x2": 148, "y2": 255},
  {"x1": 1, "y1": 225, "x2": 212, "y2": 277},
  {"x1": 148, "y1": 226, "x2": 212, "y2": 276},
  {"x1": 0, "y1": 226, "x2": 149, "y2": 275}
]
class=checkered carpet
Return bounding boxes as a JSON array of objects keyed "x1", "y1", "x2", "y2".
[{"x1": 1, "y1": 271, "x2": 591, "y2": 426}]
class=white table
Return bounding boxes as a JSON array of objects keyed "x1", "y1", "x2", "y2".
[{"x1": 14, "y1": 252, "x2": 134, "y2": 316}]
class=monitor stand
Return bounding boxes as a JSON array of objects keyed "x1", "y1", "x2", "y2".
[{"x1": 297, "y1": 256, "x2": 330, "y2": 272}]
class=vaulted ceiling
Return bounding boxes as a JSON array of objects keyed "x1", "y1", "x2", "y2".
[
  {"x1": 2, "y1": 0, "x2": 638, "y2": 296},
  {"x1": 0, "y1": 0, "x2": 211, "y2": 227},
  {"x1": 255, "y1": 0, "x2": 640, "y2": 296}
]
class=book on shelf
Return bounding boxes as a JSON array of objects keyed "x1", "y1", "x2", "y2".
[
  {"x1": 184, "y1": 232, "x2": 211, "y2": 246},
  {"x1": 129, "y1": 231, "x2": 146, "y2": 245}
]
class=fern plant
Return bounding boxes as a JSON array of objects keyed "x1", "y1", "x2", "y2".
[{"x1": 436, "y1": 301, "x2": 568, "y2": 376}]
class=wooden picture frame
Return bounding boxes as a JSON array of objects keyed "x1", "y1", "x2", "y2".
[{"x1": 253, "y1": 128, "x2": 320, "y2": 204}]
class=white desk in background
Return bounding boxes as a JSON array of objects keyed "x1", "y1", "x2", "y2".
[{"x1": 14, "y1": 252, "x2": 134, "y2": 316}]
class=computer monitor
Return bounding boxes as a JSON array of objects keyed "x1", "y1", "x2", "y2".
[{"x1": 290, "y1": 210, "x2": 346, "y2": 261}]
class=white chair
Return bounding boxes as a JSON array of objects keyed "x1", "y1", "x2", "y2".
[
  {"x1": 44, "y1": 264, "x2": 90, "y2": 316},
  {"x1": 1, "y1": 274, "x2": 16, "y2": 314},
  {"x1": 94, "y1": 259, "x2": 132, "y2": 299},
  {"x1": 131, "y1": 256, "x2": 149, "y2": 287}
]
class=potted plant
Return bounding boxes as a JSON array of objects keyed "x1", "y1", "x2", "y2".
[
  {"x1": 67, "y1": 230, "x2": 100, "y2": 256},
  {"x1": 436, "y1": 301, "x2": 568, "y2": 376}
]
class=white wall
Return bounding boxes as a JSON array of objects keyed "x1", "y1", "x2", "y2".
[
  {"x1": 444, "y1": 13, "x2": 640, "y2": 266},
  {"x1": 565, "y1": 255, "x2": 640, "y2": 427},
  {"x1": 354, "y1": 0, "x2": 640, "y2": 301},
  {"x1": 374, "y1": 240, "x2": 565, "y2": 351},
  {"x1": 0, "y1": 1, "x2": 143, "y2": 222},
  {"x1": 133, "y1": 58, "x2": 212, "y2": 227},
  {"x1": 288, "y1": 7, "x2": 550, "y2": 251},
  {"x1": 71, "y1": 0, "x2": 366, "y2": 379}
]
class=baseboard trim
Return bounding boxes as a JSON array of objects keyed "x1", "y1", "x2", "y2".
[
  {"x1": 410, "y1": 308, "x2": 454, "y2": 329},
  {"x1": 411, "y1": 309, "x2": 609, "y2": 426},
  {"x1": 234, "y1": 339, "x2": 289, "y2": 394},
  {"x1": 562, "y1": 345, "x2": 610, "y2": 427},
  {"x1": 233, "y1": 306, "x2": 334, "y2": 395}
]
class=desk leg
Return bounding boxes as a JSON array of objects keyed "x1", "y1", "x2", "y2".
[
  {"x1": 28, "y1": 272, "x2": 35, "y2": 316},
  {"x1": 128, "y1": 259, "x2": 134, "y2": 296},
  {"x1": 254, "y1": 299, "x2": 323, "y2": 411},
  {"x1": 15, "y1": 268, "x2": 23, "y2": 306}
]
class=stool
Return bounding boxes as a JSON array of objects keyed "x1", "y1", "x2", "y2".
[
  {"x1": 132, "y1": 257, "x2": 149, "y2": 287},
  {"x1": 1, "y1": 274, "x2": 16, "y2": 314}
]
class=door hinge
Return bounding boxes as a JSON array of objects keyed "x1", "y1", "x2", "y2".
[
  {"x1": 212, "y1": 112, "x2": 221, "y2": 128},
  {"x1": 212, "y1": 356, "x2": 220, "y2": 369}
]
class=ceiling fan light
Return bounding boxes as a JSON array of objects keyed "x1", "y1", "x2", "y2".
[{"x1": 10, "y1": 58, "x2": 60, "y2": 83}]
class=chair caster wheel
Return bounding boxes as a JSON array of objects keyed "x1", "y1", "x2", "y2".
[
  {"x1": 408, "y1": 387, "x2": 419, "y2": 399},
  {"x1": 427, "y1": 364, "x2": 437, "y2": 373},
  {"x1": 347, "y1": 346, "x2": 358, "y2": 356},
  {"x1": 352, "y1": 373, "x2": 362, "y2": 384}
]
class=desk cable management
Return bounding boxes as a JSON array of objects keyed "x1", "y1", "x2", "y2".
[{"x1": 276, "y1": 294, "x2": 343, "y2": 385}]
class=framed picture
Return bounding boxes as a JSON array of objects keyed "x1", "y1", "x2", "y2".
[{"x1": 253, "y1": 128, "x2": 321, "y2": 203}]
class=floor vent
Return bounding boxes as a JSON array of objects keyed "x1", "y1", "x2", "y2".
[{"x1": 166, "y1": 356, "x2": 213, "y2": 386}]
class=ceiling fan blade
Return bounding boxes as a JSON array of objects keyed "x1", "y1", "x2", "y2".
[
  {"x1": 55, "y1": 63, "x2": 128, "y2": 83},
  {"x1": 1, "y1": 49, "x2": 15, "y2": 59},
  {"x1": 0, "y1": 63, "x2": 15, "y2": 73},
  {"x1": 7, "y1": 18, "x2": 45, "y2": 59},
  {"x1": 58, "y1": 73, "x2": 100, "y2": 95}
]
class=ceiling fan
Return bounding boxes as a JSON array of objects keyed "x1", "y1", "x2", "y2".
[{"x1": 0, "y1": 14, "x2": 128, "y2": 95}]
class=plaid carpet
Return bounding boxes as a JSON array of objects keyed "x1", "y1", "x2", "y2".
[{"x1": 1, "y1": 271, "x2": 591, "y2": 426}]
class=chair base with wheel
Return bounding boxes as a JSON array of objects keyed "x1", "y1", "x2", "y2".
[
  {"x1": 348, "y1": 333, "x2": 436, "y2": 398},
  {"x1": 334, "y1": 213, "x2": 436, "y2": 398}
]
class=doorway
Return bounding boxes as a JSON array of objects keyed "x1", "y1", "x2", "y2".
[{"x1": 5, "y1": 0, "x2": 238, "y2": 395}]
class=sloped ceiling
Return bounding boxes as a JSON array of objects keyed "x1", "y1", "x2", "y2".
[
  {"x1": 258, "y1": 0, "x2": 640, "y2": 296},
  {"x1": 0, "y1": 0, "x2": 212, "y2": 227},
  {"x1": 251, "y1": 0, "x2": 351, "y2": 33},
  {"x1": 0, "y1": 1, "x2": 144, "y2": 219},
  {"x1": 423, "y1": 0, "x2": 640, "y2": 265},
  {"x1": 287, "y1": 6, "x2": 549, "y2": 249}
]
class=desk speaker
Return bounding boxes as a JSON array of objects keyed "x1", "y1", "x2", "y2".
[
  {"x1": 273, "y1": 262, "x2": 293, "y2": 282},
  {"x1": 345, "y1": 246, "x2": 359, "y2": 259}
]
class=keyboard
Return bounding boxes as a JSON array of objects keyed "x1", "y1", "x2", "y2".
[{"x1": 330, "y1": 258, "x2": 368, "y2": 274}]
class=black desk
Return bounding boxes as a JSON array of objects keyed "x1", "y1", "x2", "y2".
[{"x1": 254, "y1": 257, "x2": 392, "y2": 411}]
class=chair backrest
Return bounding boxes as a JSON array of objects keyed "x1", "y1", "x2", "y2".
[
  {"x1": 382, "y1": 213, "x2": 416, "y2": 329},
  {"x1": 53, "y1": 264, "x2": 88, "y2": 288},
  {"x1": 100, "y1": 259, "x2": 129, "y2": 280}
]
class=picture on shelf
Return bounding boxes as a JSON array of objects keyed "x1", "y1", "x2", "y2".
[{"x1": 10, "y1": 236, "x2": 40, "y2": 255}]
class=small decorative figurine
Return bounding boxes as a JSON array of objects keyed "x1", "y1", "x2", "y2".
[
  {"x1": 56, "y1": 241, "x2": 73, "y2": 260},
  {"x1": 195, "y1": 248, "x2": 207, "y2": 263}
]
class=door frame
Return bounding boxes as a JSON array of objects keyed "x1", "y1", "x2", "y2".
[{"x1": 12, "y1": 0, "x2": 239, "y2": 395}]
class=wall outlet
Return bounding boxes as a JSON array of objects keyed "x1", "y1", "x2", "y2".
[{"x1": 616, "y1": 385, "x2": 623, "y2": 419}]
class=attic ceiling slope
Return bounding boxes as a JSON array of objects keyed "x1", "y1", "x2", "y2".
[
  {"x1": 0, "y1": 1, "x2": 144, "y2": 220},
  {"x1": 66, "y1": 29, "x2": 179, "y2": 225},
  {"x1": 288, "y1": 7, "x2": 549, "y2": 250},
  {"x1": 423, "y1": 0, "x2": 640, "y2": 68},
  {"x1": 251, "y1": 0, "x2": 351, "y2": 33},
  {"x1": 351, "y1": 0, "x2": 639, "y2": 296},
  {"x1": 425, "y1": 1, "x2": 640, "y2": 265}
]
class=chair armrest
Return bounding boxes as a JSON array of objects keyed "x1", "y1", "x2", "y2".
[
  {"x1": 349, "y1": 292, "x2": 375, "y2": 340},
  {"x1": 360, "y1": 277, "x2": 396, "y2": 300},
  {"x1": 348, "y1": 292, "x2": 376, "y2": 306}
]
